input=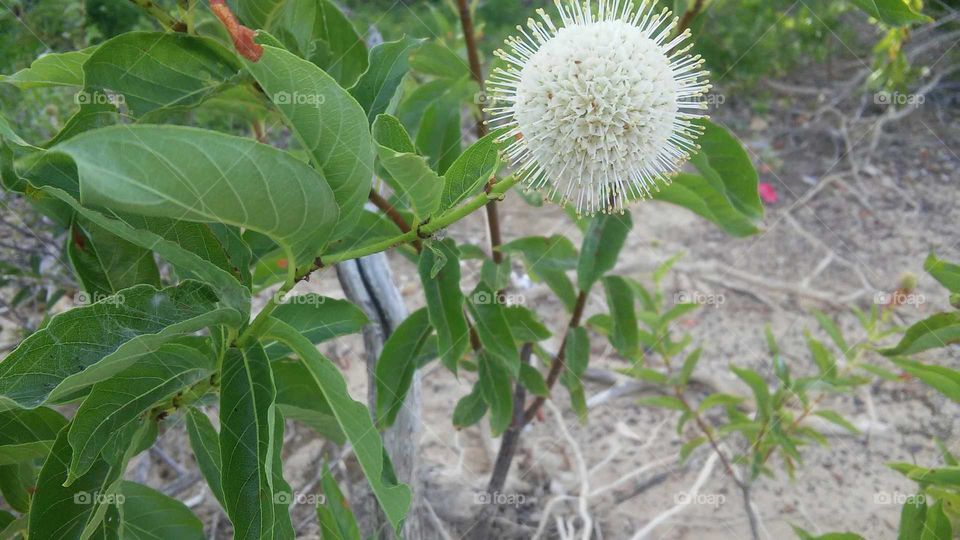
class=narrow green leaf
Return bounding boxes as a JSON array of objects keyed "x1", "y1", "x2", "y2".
[
  {"x1": 1, "y1": 48, "x2": 92, "y2": 88},
  {"x1": 373, "y1": 114, "x2": 443, "y2": 220},
  {"x1": 67, "y1": 339, "x2": 216, "y2": 483},
  {"x1": 184, "y1": 407, "x2": 226, "y2": 509},
  {"x1": 273, "y1": 361, "x2": 344, "y2": 444},
  {"x1": 898, "y1": 494, "x2": 927, "y2": 540},
  {"x1": 467, "y1": 283, "x2": 520, "y2": 377},
  {"x1": 920, "y1": 499, "x2": 952, "y2": 540},
  {"x1": 416, "y1": 79, "x2": 471, "y2": 174},
  {"x1": 849, "y1": 0, "x2": 932, "y2": 25},
  {"x1": 604, "y1": 276, "x2": 639, "y2": 357},
  {"x1": 262, "y1": 295, "x2": 368, "y2": 361},
  {"x1": 83, "y1": 32, "x2": 242, "y2": 117},
  {"x1": 0, "y1": 408, "x2": 67, "y2": 465},
  {"x1": 814, "y1": 410, "x2": 860, "y2": 434},
  {"x1": 245, "y1": 45, "x2": 373, "y2": 240},
  {"x1": 677, "y1": 348, "x2": 703, "y2": 387},
  {"x1": 653, "y1": 173, "x2": 761, "y2": 237},
  {"x1": 892, "y1": 359, "x2": 960, "y2": 403},
  {"x1": 262, "y1": 320, "x2": 411, "y2": 535},
  {"x1": 479, "y1": 352, "x2": 513, "y2": 436},
  {"x1": 562, "y1": 327, "x2": 590, "y2": 420},
  {"x1": 806, "y1": 335, "x2": 838, "y2": 377},
  {"x1": 439, "y1": 129, "x2": 504, "y2": 211},
  {"x1": 925, "y1": 252, "x2": 960, "y2": 294},
  {"x1": 688, "y1": 119, "x2": 764, "y2": 220},
  {"x1": 316, "y1": 465, "x2": 361, "y2": 540},
  {"x1": 418, "y1": 239, "x2": 469, "y2": 374},
  {"x1": 118, "y1": 481, "x2": 205, "y2": 540},
  {"x1": 813, "y1": 311, "x2": 852, "y2": 360},
  {"x1": 504, "y1": 306, "x2": 552, "y2": 343},
  {"x1": 680, "y1": 436, "x2": 707, "y2": 462},
  {"x1": 52, "y1": 125, "x2": 339, "y2": 272},
  {"x1": 351, "y1": 36, "x2": 423, "y2": 123},
  {"x1": 376, "y1": 308, "x2": 433, "y2": 428},
  {"x1": 0, "y1": 281, "x2": 238, "y2": 409},
  {"x1": 453, "y1": 385, "x2": 488, "y2": 429},
  {"x1": 731, "y1": 366, "x2": 771, "y2": 420},
  {"x1": 578, "y1": 212, "x2": 632, "y2": 292},
  {"x1": 882, "y1": 313, "x2": 960, "y2": 356},
  {"x1": 637, "y1": 395, "x2": 687, "y2": 411},
  {"x1": 409, "y1": 41, "x2": 469, "y2": 79},
  {"x1": 698, "y1": 393, "x2": 745, "y2": 412},
  {"x1": 219, "y1": 344, "x2": 293, "y2": 539},
  {"x1": 519, "y1": 364, "x2": 550, "y2": 397}
]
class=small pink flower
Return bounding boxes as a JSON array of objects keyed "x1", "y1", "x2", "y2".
[{"x1": 758, "y1": 183, "x2": 779, "y2": 204}]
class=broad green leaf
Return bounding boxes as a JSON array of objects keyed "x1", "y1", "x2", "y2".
[
  {"x1": 274, "y1": 360, "x2": 344, "y2": 443},
  {"x1": 316, "y1": 465, "x2": 361, "y2": 540},
  {"x1": 519, "y1": 364, "x2": 550, "y2": 397},
  {"x1": 262, "y1": 295, "x2": 368, "y2": 361},
  {"x1": 925, "y1": 252, "x2": 960, "y2": 294},
  {"x1": 578, "y1": 212, "x2": 632, "y2": 292},
  {"x1": 440, "y1": 128, "x2": 504, "y2": 211},
  {"x1": 184, "y1": 407, "x2": 226, "y2": 509},
  {"x1": 118, "y1": 481, "x2": 205, "y2": 540},
  {"x1": 467, "y1": 283, "x2": 520, "y2": 377},
  {"x1": 40, "y1": 187, "x2": 250, "y2": 312},
  {"x1": 324, "y1": 209, "x2": 404, "y2": 260},
  {"x1": 351, "y1": 37, "x2": 423, "y2": 123},
  {"x1": 0, "y1": 281, "x2": 238, "y2": 409},
  {"x1": 604, "y1": 276, "x2": 639, "y2": 357},
  {"x1": 376, "y1": 308, "x2": 433, "y2": 428},
  {"x1": 52, "y1": 125, "x2": 338, "y2": 274},
  {"x1": 416, "y1": 79, "x2": 471, "y2": 174},
  {"x1": 899, "y1": 495, "x2": 927, "y2": 540},
  {"x1": 653, "y1": 173, "x2": 761, "y2": 237},
  {"x1": 265, "y1": 0, "x2": 369, "y2": 87},
  {"x1": 45, "y1": 103, "x2": 118, "y2": 147},
  {"x1": 409, "y1": 41, "x2": 469, "y2": 79},
  {"x1": 480, "y1": 256, "x2": 512, "y2": 291},
  {"x1": 504, "y1": 306, "x2": 552, "y2": 343},
  {"x1": 453, "y1": 385, "x2": 488, "y2": 429},
  {"x1": 920, "y1": 499, "x2": 952, "y2": 540},
  {"x1": 562, "y1": 327, "x2": 590, "y2": 420},
  {"x1": 501, "y1": 235, "x2": 578, "y2": 309},
  {"x1": 29, "y1": 423, "x2": 152, "y2": 539},
  {"x1": 67, "y1": 339, "x2": 216, "y2": 483},
  {"x1": 397, "y1": 76, "x2": 472, "y2": 135},
  {"x1": 418, "y1": 240, "x2": 469, "y2": 374},
  {"x1": 0, "y1": 462, "x2": 36, "y2": 512},
  {"x1": 246, "y1": 45, "x2": 373, "y2": 240},
  {"x1": 1, "y1": 48, "x2": 92, "y2": 88},
  {"x1": 219, "y1": 344, "x2": 293, "y2": 540},
  {"x1": 262, "y1": 319, "x2": 411, "y2": 534},
  {"x1": 849, "y1": 0, "x2": 932, "y2": 25},
  {"x1": 892, "y1": 359, "x2": 960, "y2": 403},
  {"x1": 0, "y1": 408, "x2": 67, "y2": 465},
  {"x1": 882, "y1": 313, "x2": 960, "y2": 356},
  {"x1": 479, "y1": 352, "x2": 513, "y2": 436},
  {"x1": 731, "y1": 366, "x2": 771, "y2": 421},
  {"x1": 68, "y1": 219, "x2": 161, "y2": 297},
  {"x1": 688, "y1": 119, "x2": 764, "y2": 221},
  {"x1": 236, "y1": 0, "x2": 286, "y2": 31},
  {"x1": 373, "y1": 114, "x2": 443, "y2": 220},
  {"x1": 83, "y1": 32, "x2": 242, "y2": 117}
]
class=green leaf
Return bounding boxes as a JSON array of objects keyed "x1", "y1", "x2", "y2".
[
  {"x1": 376, "y1": 308, "x2": 433, "y2": 428},
  {"x1": 562, "y1": 327, "x2": 590, "y2": 420},
  {"x1": 67, "y1": 339, "x2": 216, "y2": 483},
  {"x1": 892, "y1": 359, "x2": 960, "y2": 403},
  {"x1": 814, "y1": 410, "x2": 860, "y2": 434},
  {"x1": 29, "y1": 423, "x2": 152, "y2": 539},
  {"x1": 1, "y1": 48, "x2": 92, "y2": 88},
  {"x1": 479, "y1": 352, "x2": 513, "y2": 436},
  {"x1": 688, "y1": 119, "x2": 764, "y2": 221},
  {"x1": 316, "y1": 465, "x2": 361, "y2": 540},
  {"x1": 604, "y1": 276, "x2": 639, "y2": 357},
  {"x1": 920, "y1": 499, "x2": 953, "y2": 540},
  {"x1": 416, "y1": 79, "x2": 470, "y2": 174},
  {"x1": 637, "y1": 395, "x2": 686, "y2": 411},
  {"x1": 68, "y1": 219, "x2": 161, "y2": 297},
  {"x1": 680, "y1": 436, "x2": 707, "y2": 462},
  {"x1": 792, "y1": 526, "x2": 865, "y2": 540},
  {"x1": 882, "y1": 313, "x2": 960, "y2": 356},
  {"x1": 184, "y1": 407, "x2": 226, "y2": 509},
  {"x1": 83, "y1": 32, "x2": 242, "y2": 117},
  {"x1": 265, "y1": 0, "x2": 369, "y2": 88},
  {"x1": 0, "y1": 462, "x2": 36, "y2": 512},
  {"x1": 504, "y1": 306, "x2": 552, "y2": 343},
  {"x1": 467, "y1": 283, "x2": 520, "y2": 377},
  {"x1": 0, "y1": 408, "x2": 67, "y2": 465},
  {"x1": 118, "y1": 481, "x2": 205, "y2": 539},
  {"x1": 501, "y1": 235, "x2": 578, "y2": 310},
  {"x1": 0, "y1": 281, "x2": 238, "y2": 409},
  {"x1": 419, "y1": 239, "x2": 469, "y2": 374},
  {"x1": 262, "y1": 319, "x2": 412, "y2": 535},
  {"x1": 439, "y1": 128, "x2": 504, "y2": 211},
  {"x1": 51, "y1": 124, "x2": 339, "y2": 273},
  {"x1": 519, "y1": 364, "x2": 550, "y2": 397},
  {"x1": 409, "y1": 41, "x2": 469, "y2": 79},
  {"x1": 898, "y1": 495, "x2": 927, "y2": 540},
  {"x1": 806, "y1": 335, "x2": 838, "y2": 377},
  {"x1": 480, "y1": 256, "x2": 512, "y2": 292},
  {"x1": 453, "y1": 384, "x2": 488, "y2": 429},
  {"x1": 219, "y1": 344, "x2": 293, "y2": 539},
  {"x1": 373, "y1": 114, "x2": 443, "y2": 220},
  {"x1": 813, "y1": 311, "x2": 852, "y2": 360},
  {"x1": 731, "y1": 366, "x2": 771, "y2": 420},
  {"x1": 351, "y1": 36, "x2": 423, "y2": 123},
  {"x1": 274, "y1": 360, "x2": 344, "y2": 444},
  {"x1": 653, "y1": 173, "x2": 761, "y2": 237},
  {"x1": 578, "y1": 212, "x2": 632, "y2": 292},
  {"x1": 925, "y1": 252, "x2": 960, "y2": 294},
  {"x1": 698, "y1": 393, "x2": 745, "y2": 412},
  {"x1": 849, "y1": 0, "x2": 932, "y2": 25},
  {"x1": 262, "y1": 295, "x2": 368, "y2": 361},
  {"x1": 245, "y1": 46, "x2": 373, "y2": 240},
  {"x1": 677, "y1": 348, "x2": 703, "y2": 387}
]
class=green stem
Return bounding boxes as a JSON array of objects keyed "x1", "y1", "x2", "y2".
[
  {"x1": 236, "y1": 282, "x2": 291, "y2": 347},
  {"x1": 128, "y1": 0, "x2": 185, "y2": 32}
]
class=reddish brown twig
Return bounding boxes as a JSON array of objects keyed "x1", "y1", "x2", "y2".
[
  {"x1": 210, "y1": 0, "x2": 262, "y2": 61},
  {"x1": 677, "y1": 0, "x2": 706, "y2": 34}
]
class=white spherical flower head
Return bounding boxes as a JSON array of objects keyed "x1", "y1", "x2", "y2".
[{"x1": 486, "y1": 0, "x2": 711, "y2": 215}]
